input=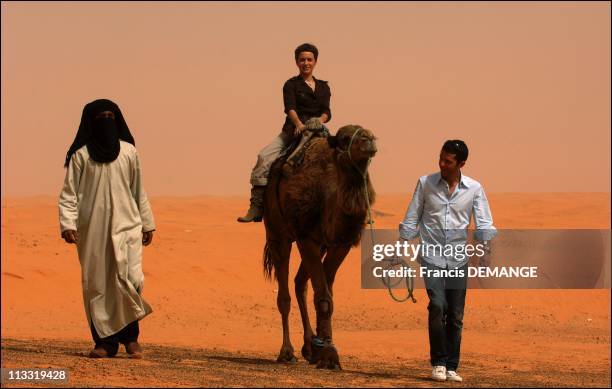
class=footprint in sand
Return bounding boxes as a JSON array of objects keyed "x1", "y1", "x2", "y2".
[
  {"x1": 373, "y1": 209, "x2": 394, "y2": 217},
  {"x1": 2, "y1": 272, "x2": 24, "y2": 280}
]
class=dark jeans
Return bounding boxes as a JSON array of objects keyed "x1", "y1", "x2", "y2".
[
  {"x1": 422, "y1": 261, "x2": 468, "y2": 371},
  {"x1": 90, "y1": 320, "x2": 139, "y2": 356}
]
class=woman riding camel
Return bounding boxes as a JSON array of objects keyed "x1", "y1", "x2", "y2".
[{"x1": 238, "y1": 43, "x2": 332, "y2": 222}]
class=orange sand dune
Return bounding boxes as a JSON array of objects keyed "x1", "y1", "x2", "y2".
[{"x1": 1, "y1": 193, "x2": 610, "y2": 381}]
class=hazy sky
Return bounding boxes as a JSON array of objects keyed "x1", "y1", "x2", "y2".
[{"x1": 2, "y1": 2, "x2": 610, "y2": 196}]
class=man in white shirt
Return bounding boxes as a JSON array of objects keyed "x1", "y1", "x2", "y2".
[{"x1": 399, "y1": 140, "x2": 496, "y2": 382}]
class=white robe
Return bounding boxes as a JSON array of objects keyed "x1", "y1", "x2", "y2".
[{"x1": 59, "y1": 141, "x2": 155, "y2": 338}]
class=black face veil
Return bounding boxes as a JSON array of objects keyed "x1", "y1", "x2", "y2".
[{"x1": 64, "y1": 99, "x2": 135, "y2": 167}]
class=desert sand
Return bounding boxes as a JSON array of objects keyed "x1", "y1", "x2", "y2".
[{"x1": 1, "y1": 193, "x2": 611, "y2": 387}]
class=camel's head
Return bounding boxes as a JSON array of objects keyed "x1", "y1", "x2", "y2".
[{"x1": 329, "y1": 124, "x2": 378, "y2": 162}]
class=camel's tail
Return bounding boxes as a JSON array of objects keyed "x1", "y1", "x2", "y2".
[{"x1": 263, "y1": 240, "x2": 275, "y2": 281}]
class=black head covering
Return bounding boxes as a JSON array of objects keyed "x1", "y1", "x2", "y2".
[{"x1": 64, "y1": 99, "x2": 135, "y2": 167}]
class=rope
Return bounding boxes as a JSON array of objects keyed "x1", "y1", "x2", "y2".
[
  {"x1": 346, "y1": 128, "x2": 416, "y2": 303},
  {"x1": 379, "y1": 257, "x2": 417, "y2": 303}
]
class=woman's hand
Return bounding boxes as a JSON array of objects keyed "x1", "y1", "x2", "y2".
[
  {"x1": 294, "y1": 123, "x2": 306, "y2": 136},
  {"x1": 303, "y1": 118, "x2": 322, "y2": 131}
]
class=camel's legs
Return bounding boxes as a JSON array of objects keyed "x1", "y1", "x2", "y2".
[
  {"x1": 296, "y1": 238, "x2": 341, "y2": 369},
  {"x1": 296, "y1": 239, "x2": 332, "y2": 339},
  {"x1": 295, "y1": 245, "x2": 328, "y2": 362},
  {"x1": 295, "y1": 262, "x2": 314, "y2": 360},
  {"x1": 272, "y1": 240, "x2": 296, "y2": 363},
  {"x1": 321, "y1": 244, "x2": 351, "y2": 340}
]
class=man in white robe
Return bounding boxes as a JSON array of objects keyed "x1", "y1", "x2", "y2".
[{"x1": 59, "y1": 99, "x2": 155, "y2": 358}]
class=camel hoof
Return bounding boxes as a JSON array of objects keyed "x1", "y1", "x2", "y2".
[
  {"x1": 309, "y1": 338, "x2": 341, "y2": 370},
  {"x1": 301, "y1": 343, "x2": 313, "y2": 363},
  {"x1": 308, "y1": 337, "x2": 324, "y2": 365},
  {"x1": 316, "y1": 344, "x2": 342, "y2": 370},
  {"x1": 276, "y1": 347, "x2": 298, "y2": 364}
]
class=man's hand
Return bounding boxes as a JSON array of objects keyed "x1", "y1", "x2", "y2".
[
  {"x1": 143, "y1": 230, "x2": 154, "y2": 246},
  {"x1": 476, "y1": 240, "x2": 492, "y2": 267},
  {"x1": 62, "y1": 229, "x2": 79, "y2": 244}
]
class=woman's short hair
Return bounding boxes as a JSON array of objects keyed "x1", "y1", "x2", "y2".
[{"x1": 295, "y1": 43, "x2": 319, "y2": 61}]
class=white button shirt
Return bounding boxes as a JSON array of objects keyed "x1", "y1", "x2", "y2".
[{"x1": 399, "y1": 172, "x2": 497, "y2": 269}]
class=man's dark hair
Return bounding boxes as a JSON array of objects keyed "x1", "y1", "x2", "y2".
[
  {"x1": 442, "y1": 139, "x2": 469, "y2": 163},
  {"x1": 295, "y1": 43, "x2": 319, "y2": 61}
]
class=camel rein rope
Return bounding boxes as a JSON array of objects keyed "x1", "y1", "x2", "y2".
[{"x1": 345, "y1": 128, "x2": 416, "y2": 304}]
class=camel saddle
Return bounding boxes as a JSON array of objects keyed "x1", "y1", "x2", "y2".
[{"x1": 281, "y1": 124, "x2": 330, "y2": 172}]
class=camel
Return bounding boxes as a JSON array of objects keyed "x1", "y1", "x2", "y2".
[{"x1": 262, "y1": 124, "x2": 377, "y2": 370}]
